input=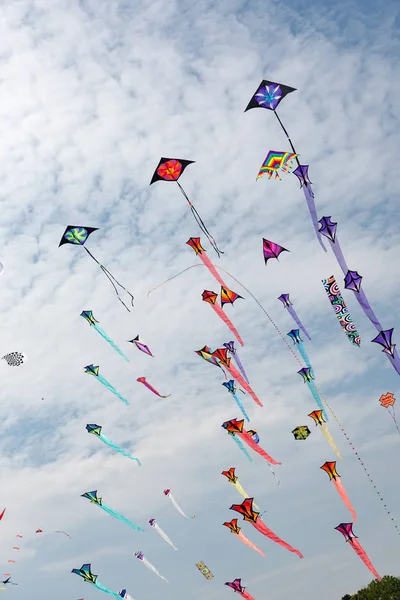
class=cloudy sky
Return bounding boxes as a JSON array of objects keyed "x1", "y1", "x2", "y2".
[{"x1": 0, "y1": 0, "x2": 399, "y2": 599}]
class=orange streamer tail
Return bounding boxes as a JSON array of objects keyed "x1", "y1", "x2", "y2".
[
  {"x1": 350, "y1": 539, "x2": 381, "y2": 580},
  {"x1": 239, "y1": 432, "x2": 281, "y2": 465},
  {"x1": 334, "y1": 479, "x2": 357, "y2": 522},
  {"x1": 252, "y1": 519, "x2": 303, "y2": 558}
]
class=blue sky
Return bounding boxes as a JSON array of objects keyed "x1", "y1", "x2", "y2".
[{"x1": 0, "y1": 1, "x2": 399, "y2": 599}]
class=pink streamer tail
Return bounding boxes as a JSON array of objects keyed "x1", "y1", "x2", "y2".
[
  {"x1": 137, "y1": 377, "x2": 171, "y2": 398},
  {"x1": 227, "y1": 362, "x2": 262, "y2": 406},
  {"x1": 239, "y1": 431, "x2": 281, "y2": 465},
  {"x1": 252, "y1": 519, "x2": 303, "y2": 558},
  {"x1": 212, "y1": 304, "x2": 244, "y2": 347},
  {"x1": 334, "y1": 480, "x2": 357, "y2": 522},
  {"x1": 242, "y1": 591, "x2": 256, "y2": 600},
  {"x1": 200, "y1": 253, "x2": 229, "y2": 289},
  {"x1": 350, "y1": 539, "x2": 381, "y2": 580},
  {"x1": 237, "y1": 531, "x2": 265, "y2": 556}
]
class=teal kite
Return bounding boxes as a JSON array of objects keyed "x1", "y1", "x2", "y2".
[
  {"x1": 86, "y1": 424, "x2": 141, "y2": 465},
  {"x1": 72, "y1": 563, "x2": 120, "y2": 598},
  {"x1": 81, "y1": 491, "x2": 144, "y2": 532},
  {"x1": 81, "y1": 311, "x2": 129, "y2": 362},
  {"x1": 84, "y1": 364, "x2": 129, "y2": 406}
]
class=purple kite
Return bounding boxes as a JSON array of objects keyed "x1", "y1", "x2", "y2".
[
  {"x1": 128, "y1": 336, "x2": 154, "y2": 357},
  {"x1": 278, "y1": 293, "x2": 311, "y2": 340},
  {"x1": 262, "y1": 238, "x2": 289, "y2": 265},
  {"x1": 225, "y1": 579, "x2": 256, "y2": 600},
  {"x1": 319, "y1": 216, "x2": 400, "y2": 374},
  {"x1": 223, "y1": 341, "x2": 250, "y2": 384},
  {"x1": 335, "y1": 523, "x2": 381, "y2": 581},
  {"x1": 244, "y1": 80, "x2": 325, "y2": 250}
]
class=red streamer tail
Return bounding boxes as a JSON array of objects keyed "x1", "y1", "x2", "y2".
[
  {"x1": 227, "y1": 362, "x2": 263, "y2": 406},
  {"x1": 252, "y1": 520, "x2": 303, "y2": 558},
  {"x1": 242, "y1": 591, "x2": 256, "y2": 600},
  {"x1": 239, "y1": 432, "x2": 281, "y2": 465},
  {"x1": 200, "y1": 253, "x2": 229, "y2": 289},
  {"x1": 334, "y1": 479, "x2": 357, "y2": 521},
  {"x1": 212, "y1": 304, "x2": 244, "y2": 347},
  {"x1": 350, "y1": 539, "x2": 381, "y2": 580}
]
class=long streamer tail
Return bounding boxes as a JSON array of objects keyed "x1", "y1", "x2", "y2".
[
  {"x1": 232, "y1": 391, "x2": 250, "y2": 422},
  {"x1": 320, "y1": 424, "x2": 342, "y2": 460},
  {"x1": 227, "y1": 363, "x2": 262, "y2": 407},
  {"x1": 234, "y1": 483, "x2": 260, "y2": 511},
  {"x1": 100, "y1": 435, "x2": 141, "y2": 465},
  {"x1": 143, "y1": 557, "x2": 168, "y2": 582},
  {"x1": 242, "y1": 591, "x2": 256, "y2": 600},
  {"x1": 333, "y1": 480, "x2": 356, "y2": 521},
  {"x1": 95, "y1": 580, "x2": 122, "y2": 599},
  {"x1": 301, "y1": 183, "x2": 327, "y2": 252},
  {"x1": 102, "y1": 505, "x2": 144, "y2": 531},
  {"x1": 231, "y1": 434, "x2": 253, "y2": 462},
  {"x1": 350, "y1": 540, "x2": 381, "y2": 580},
  {"x1": 298, "y1": 341, "x2": 314, "y2": 377},
  {"x1": 307, "y1": 381, "x2": 328, "y2": 421},
  {"x1": 169, "y1": 494, "x2": 189, "y2": 519},
  {"x1": 232, "y1": 352, "x2": 250, "y2": 383},
  {"x1": 200, "y1": 252, "x2": 229, "y2": 288},
  {"x1": 287, "y1": 306, "x2": 311, "y2": 340},
  {"x1": 98, "y1": 375, "x2": 129, "y2": 406},
  {"x1": 94, "y1": 324, "x2": 130, "y2": 362},
  {"x1": 237, "y1": 531, "x2": 265, "y2": 556},
  {"x1": 154, "y1": 524, "x2": 177, "y2": 550},
  {"x1": 213, "y1": 304, "x2": 244, "y2": 347},
  {"x1": 253, "y1": 519, "x2": 303, "y2": 558},
  {"x1": 239, "y1": 432, "x2": 281, "y2": 466}
]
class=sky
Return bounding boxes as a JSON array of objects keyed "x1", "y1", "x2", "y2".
[{"x1": 0, "y1": 0, "x2": 399, "y2": 599}]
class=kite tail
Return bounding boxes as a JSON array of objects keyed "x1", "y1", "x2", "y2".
[
  {"x1": 252, "y1": 519, "x2": 303, "y2": 558},
  {"x1": 199, "y1": 252, "x2": 229, "y2": 289},
  {"x1": 286, "y1": 306, "x2": 311, "y2": 341},
  {"x1": 302, "y1": 183, "x2": 327, "y2": 252},
  {"x1": 232, "y1": 391, "x2": 250, "y2": 422},
  {"x1": 242, "y1": 591, "x2": 256, "y2": 600},
  {"x1": 212, "y1": 304, "x2": 244, "y2": 347},
  {"x1": 320, "y1": 424, "x2": 342, "y2": 460},
  {"x1": 333, "y1": 480, "x2": 357, "y2": 521},
  {"x1": 234, "y1": 483, "x2": 260, "y2": 511},
  {"x1": 83, "y1": 246, "x2": 134, "y2": 312},
  {"x1": 354, "y1": 287, "x2": 381, "y2": 331},
  {"x1": 322, "y1": 276, "x2": 361, "y2": 347},
  {"x1": 329, "y1": 240, "x2": 349, "y2": 275},
  {"x1": 239, "y1": 432, "x2": 281, "y2": 466},
  {"x1": 94, "y1": 580, "x2": 121, "y2": 599},
  {"x1": 100, "y1": 434, "x2": 142, "y2": 465},
  {"x1": 154, "y1": 524, "x2": 177, "y2": 550},
  {"x1": 143, "y1": 557, "x2": 168, "y2": 582},
  {"x1": 237, "y1": 531, "x2": 265, "y2": 557},
  {"x1": 101, "y1": 504, "x2": 144, "y2": 532},
  {"x1": 169, "y1": 494, "x2": 189, "y2": 519},
  {"x1": 231, "y1": 434, "x2": 254, "y2": 462},
  {"x1": 227, "y1": 363, "x2": 262, "y2": 407},
  {"x1": 350, "y1": 540, "x2": 381, "y2": 581},
  {"x1": 176, "y1": 181, "x2": 223, "y2": 258},
  {"x1": 94, "y1": 324, "x2": 130, "y2": 362},
  {"x1": 98, "y1": 375, "x2": 129, "y2": 406},
  {"x1": 232, "y1": 351, "x2": 250, "y2": 383},
  {"x1": 306, "y1": 381, "x2": 328, "y2": 421},
  {"x1": 297, "y1": 341, "x2": 314, "y2": 377}
]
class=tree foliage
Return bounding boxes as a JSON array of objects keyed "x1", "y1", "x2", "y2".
[{"x1": 342, "y1": 576, "x2": 400, "y2": 599}]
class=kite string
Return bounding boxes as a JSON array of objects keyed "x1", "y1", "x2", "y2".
[
  {"x1": 388, "y1": 406, "x2": 400, "y2": 436},
  {"x1": 83, "y1": 246, "x2": 134, "y2": 311},
  {"x1": 147, "y1": 261, "x2": 400, "y2": 535}
]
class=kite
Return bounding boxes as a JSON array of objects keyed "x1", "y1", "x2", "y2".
[
  {"x1": 247, "y1": 429, "x2": 259, "y2": 444},
  {"x1": 0, "y1": 509, "x2": 5, "y2": 521},
  {"x1": 202, "y1": 290, "x2": 244, "y2": 347},
  {"x1": 195, "y1": 345, "x2": 228, "y2": 379},
  {"x1": 80, "y1": 311, "x2": 129, "y2": 362},
  {"x1": 257, "y1": 150, "x2": 297, "y2": 180},
  {"x1": 223, "y1": 341, "x2": 250, "y2": 383},
  {"x1": 137, "y1": 376, "x2": 170, "y2": 398},
  {"x1": 195, "y1": 561, "x2": 214, "y2": 580},
  {"x1": 72, "y1": 564, "x2": 120, "y2": 598},
  {"x1": 86, "y1": 424, "x2": 141, "y2": 465},
  {"x1": 222, "y1": 468, "x2": 260, "y2": 510},
  {"x1": 379, "y1": 393, "x2": 400, "y2": 435},
  {"x1": 225, "y1": 430, "x2": 253, "y2": 462},
  {"x1": 287, "y1": 329, "x2": 314, "y2": 375},
  {"x1": 319, "y1": 216, "x2": 400, "y2": 373},
  {"x1": 222, "y1": 380, "x2": 249, "y2": 422},
  {"x1": 163, "y1": 489, "x2": 189, "y2": 519},
  {"x1": 150, "y1": 158, "x2": 223, "y2": 256},
  {"x1": 322, "y1": 276, "x2": 361, "y2": 347},
  {"x1": 35, "y1": 528, "x2": 71, "y2": 539},
  {"x1": 292, "y1": 426, "x2": 311, "y2": 440},
  {"x1": 335, "y1": 524, "x2": 381, "y2": 580},
  {"x1": 118, "y1": 589, "x2": 135, "y2": 600},
  {"x1": 222, "y1": 419, "x2": 281, "y2": 466},
  {"x1": 59, "y1": 226, "x2": 134, "y2": 311},
  {"x1": 221, "y1": 286, "x2": 244, "y2": 309},
  {"x1": 7, "y1": 560, "x2": 15, "y2": 563},
  {"x1": 223, "y1": 519, "x2": 264, "y2": 556},
  {"x1": 134, "y1": 551, "x2": 168, "y2": 582},
  {"x1": 308, "y1": 410, "x2": 342, "y2": 460},
  {"x1": 2, "y1": 351, "x2": 26, "y2": 366},
  {"x1": 278, "y1": 294, "x2": 311, "y2": 340},
  {"x1": 230, "y1": 498, "x2": 303, "y2": 558},
  {"x1": 262, "y1": 238, "x2": 289, "y2": 265},
  {"x1": 225, "y1": 578, "x2": 256, "y2": 600},
  {"x1": 245, "y1": 80, "x2": 325, "y2": 250},
  {"x1": 128, "y1": 336, "x2": 154, "y2": 357},
  {"x1": 298, "y1": 367, "x2": 327, "y2": 419},
  {"x1": 1, "y1": 577, "x2": 17, "y2": 586},
  {"x1": 85, "y1": 365, "x2": 129, "y2": 406},
  {"x1": 212, "y1": 348, "x2": 262, "y2": 406},
  {"x1": 187, "y1": 237, "x2": 228, "y2": 287},
  {"x1": 81, "y1": 491, "x2": 144, "y2": 532},
  {"x1": 149, "y1": 518, "x2": 177, "y2": 550},
  {"x1": 321, "y1": 462, "x2": 356, "y2": 521}
]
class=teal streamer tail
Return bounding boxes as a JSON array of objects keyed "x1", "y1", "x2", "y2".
[
  {"x1": 94, "y1": 323, "x2": 130, "y2": 362},
  {"x1": 95, "y1": 580, "x2": 121, "y2": 599},
  {"x1": 99, "y1": 433, "x2": 141, "y2": 465},
  {"x1": 232, "y1": 391, "x2": 250, "y2": 422},
  {"x1": 307, "y1": 381, "x2": 328, "y2": 420},
  {"x1": 298, "y1": 341, "x2": 314, "y2": 377},
  {"x1": 101, "y1": 503, "x2": 144, "y2": 531},
  {"x1": 231, "y1": 434, "x2": 253, "y2": 462},
  {"x1": 97, "y1": 374, "x2": 129, "y2": 406}
]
